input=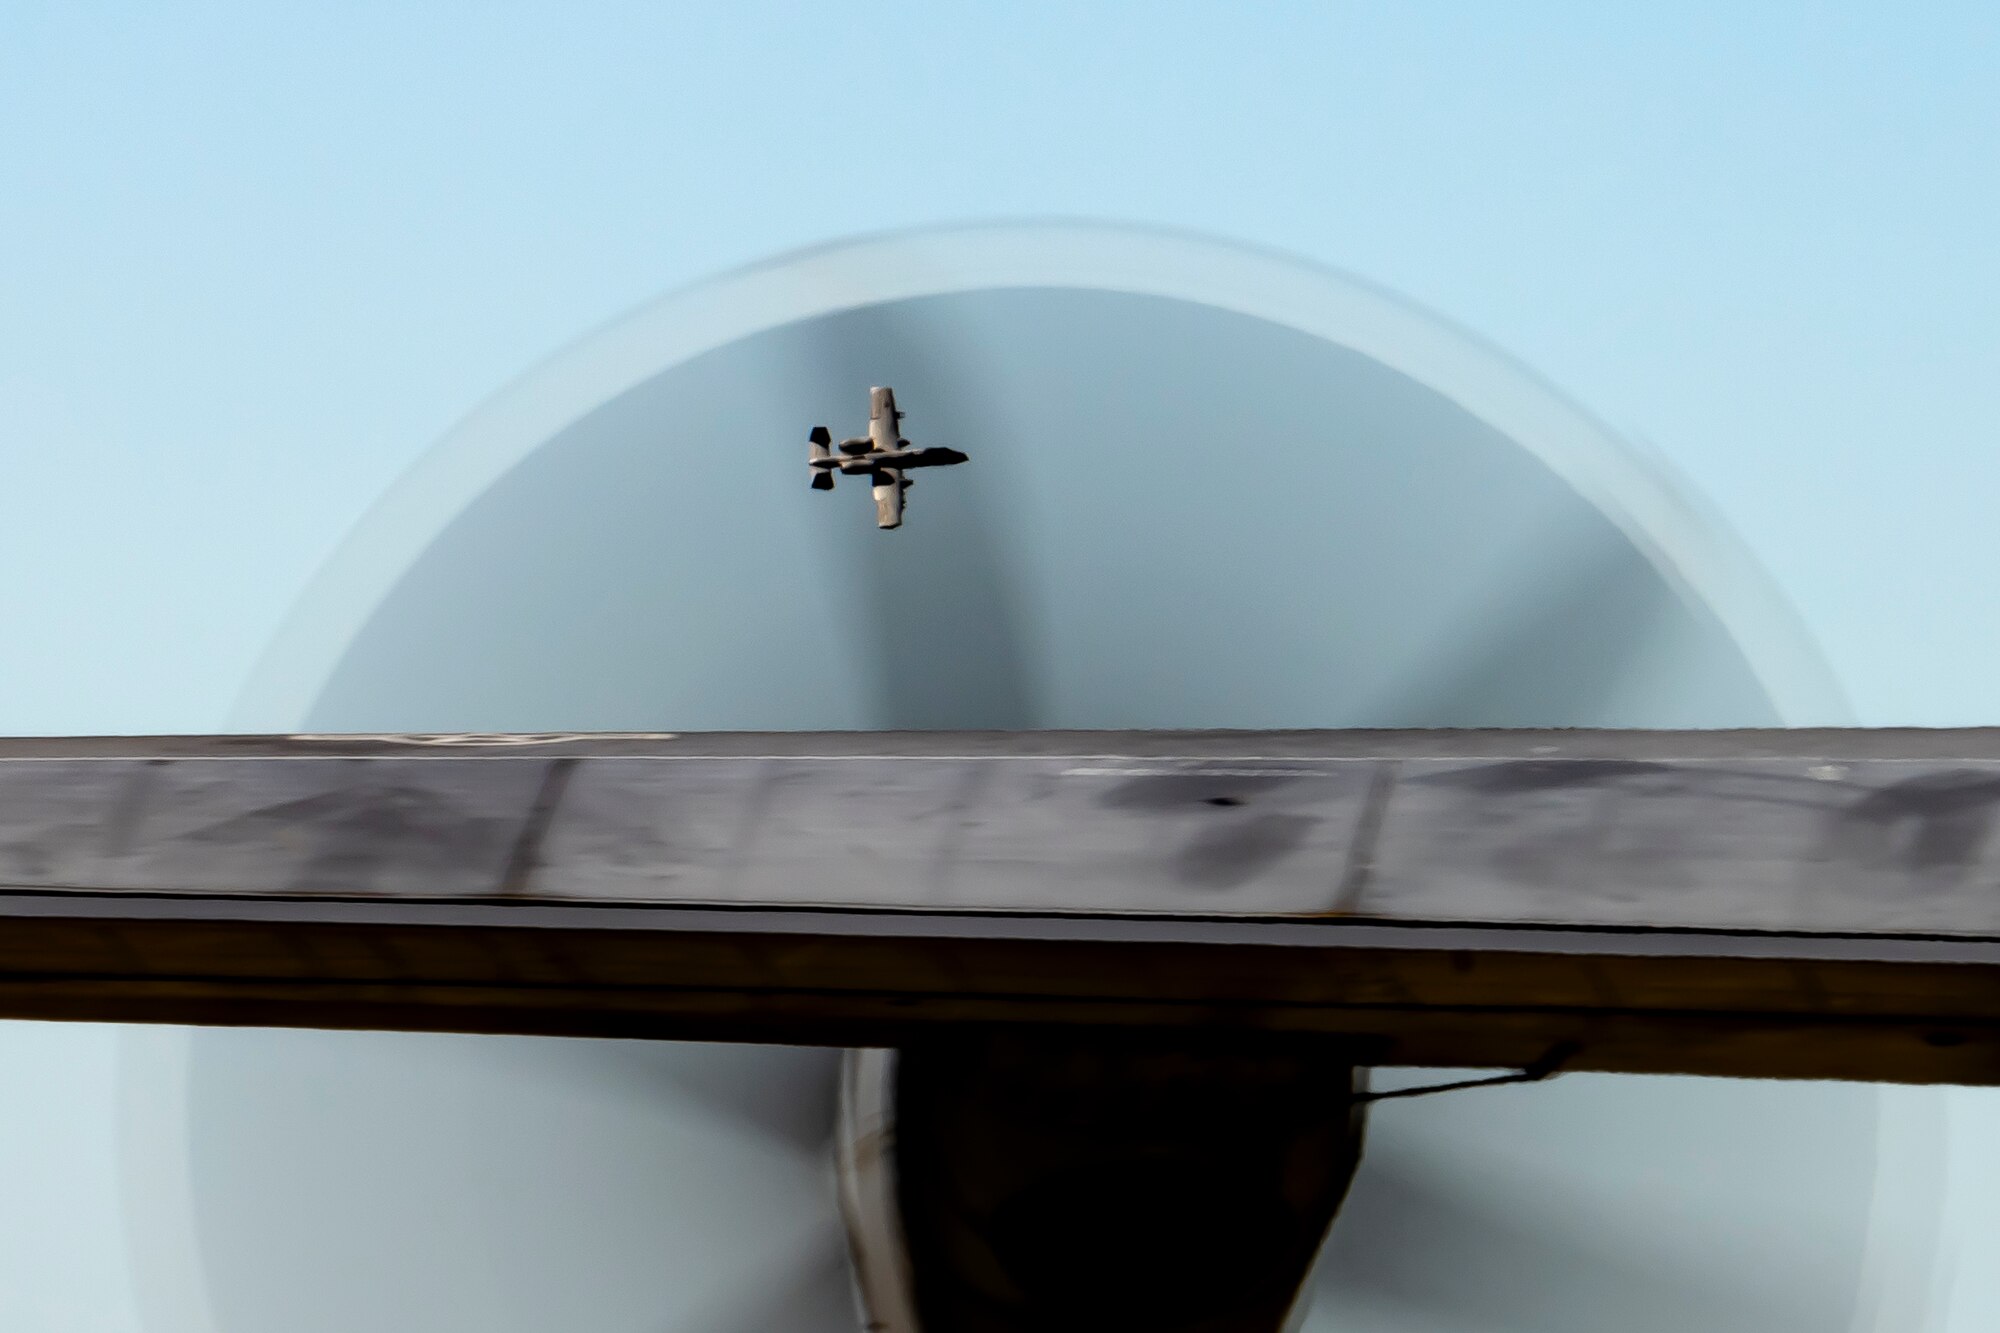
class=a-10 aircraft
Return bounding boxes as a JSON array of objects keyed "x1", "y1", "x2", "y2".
[{"x1": 809, "y1": 386, "x2": 968, "y2": 529}]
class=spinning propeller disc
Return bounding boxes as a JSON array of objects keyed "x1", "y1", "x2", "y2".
[{"x1": 119, "y1": 226, "x2": 1928, "y2": 1333}]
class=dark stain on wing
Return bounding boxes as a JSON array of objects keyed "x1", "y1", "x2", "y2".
[
  {"x1": 187, "y1": 782, "x2": 517, "y2": 896},
  {"x1": 0, "y1": 765, "x2": 123, "y2": 885},
  {"x1": 1175, "y1": 813, "x2": 1319, "y2": 891},
  {"x1": 1092, "y1": 773, "x2": 1323, "y2": 892},
  {"x1": 0, "y1": 835, "x2": 57, "y2": 884},
  {"x1": 1414, "y1": 759, "x2": 1671, "y2": 794},
  {"x1": 1828, "y1": 770, "x2": 2000, "y2": 873},
  {"x1": 1098, "y1": 774, "x2": 1304, "y2": 812}
]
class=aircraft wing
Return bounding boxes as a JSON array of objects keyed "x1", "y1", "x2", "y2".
[
  {"x1": 871, "y1": 469, "x2": 905, "y2": 529},
  {"x1": 10, "y1": 729, "x2": 2000, "y2": 1083},
  {"x1": 871, "y1": 446, "x2": 968, "y2": 469}
]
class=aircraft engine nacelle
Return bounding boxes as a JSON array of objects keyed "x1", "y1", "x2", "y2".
[{"x1": 840, "y1": 1029, "x2": 1367, "y2": 1333}]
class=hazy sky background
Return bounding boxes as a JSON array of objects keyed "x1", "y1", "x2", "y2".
[
  {"x1": 1, "y1": 4, "x2": 1997, "y2": 1331},
  {"x1": 2, "y1": 3, "x2": 1996, "y2": 733}
]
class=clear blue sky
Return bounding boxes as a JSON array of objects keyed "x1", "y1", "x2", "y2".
[
  {"x1": 2, "y1": 2, "x2": 1996, "y2": 731},
  {"x1": 1, "y1": 7, "x2": 1998, "y2": 1332}
]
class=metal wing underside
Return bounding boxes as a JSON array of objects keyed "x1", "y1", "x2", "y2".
[
  {"x1": 12, "y1": 730, "x2": 2000, "y2": 1084},
  {"x1": 872, "y1": 472, "x2": 906, "y2": 528}
]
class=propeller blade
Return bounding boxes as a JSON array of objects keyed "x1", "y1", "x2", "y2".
[
  {"x1": 520, "y1": 1040, "x2": 844, "y2": 1162},
  {"x1": 786, "y1": 298, "x2": 1042, "y2": 729},
  {"x1": 1308, "y1": 1152, "x2": 1799, "y2": 1333},
  {"x1": 216, "y1": 276, "x2": 1862, "y2": 1333},
  {"x1": 1347, "y1": 516, "x2": 1685, "y2": 728},
  {"x1": 687, "y1": 1223, "x2": 858, "y2": 1333}
]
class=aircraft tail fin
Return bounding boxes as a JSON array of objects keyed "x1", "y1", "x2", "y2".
[{"x1": 809, "y1": 427, "x2": 835, "y2": 490}]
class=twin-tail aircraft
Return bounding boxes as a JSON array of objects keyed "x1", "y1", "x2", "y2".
[{"x1": 809, "y1": 386, "x2": 969, "y2": 529}]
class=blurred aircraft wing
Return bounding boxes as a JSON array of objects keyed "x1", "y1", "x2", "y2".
[{"x1": 6, "y1": 729, "x2": 2000, "y2": 1083}]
